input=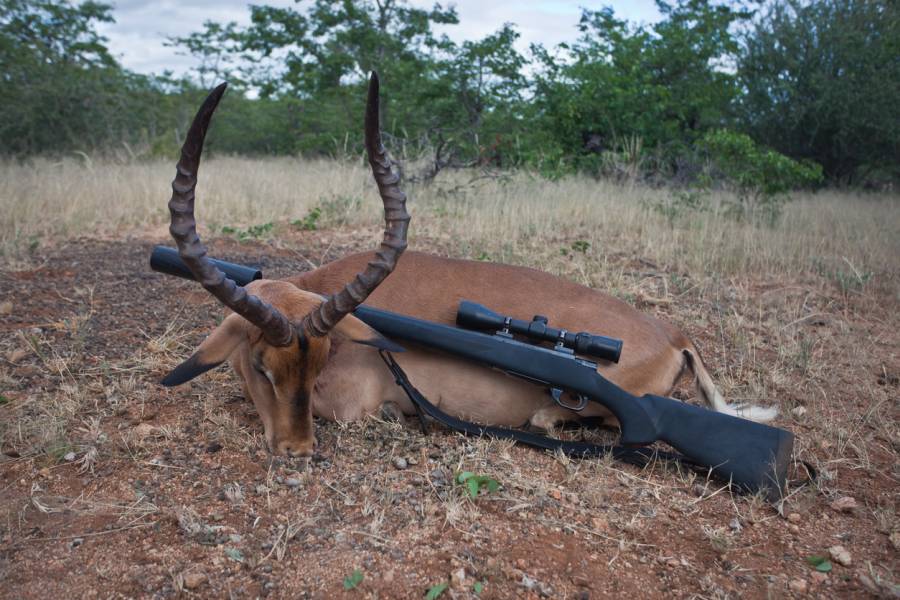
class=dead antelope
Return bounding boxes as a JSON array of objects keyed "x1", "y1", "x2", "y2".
[{"x1": 162, "y1": 74, "x2": 777, "y2": 457}]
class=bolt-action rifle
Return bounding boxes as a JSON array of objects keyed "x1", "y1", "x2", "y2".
[{"x1": 151, "y1": 245, "x2": 794, "y2": 499}]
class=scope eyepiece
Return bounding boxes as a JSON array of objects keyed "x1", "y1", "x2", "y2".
[{"x1": 456, "y1": 300, "x2": 622, "y2": 363}]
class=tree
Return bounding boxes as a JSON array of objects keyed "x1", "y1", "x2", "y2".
[
  {"x1": 529, "y1": 0, "x2": 749, "y2": 176},
  {"x1": 737, "y1": 0, "x2": 900, "y2": 182},
  {"x1": 0, "y1": 0, "x2": 121, "y2": 153}
]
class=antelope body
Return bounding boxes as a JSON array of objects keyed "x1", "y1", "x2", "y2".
[{"x1": 163, "y1": 74, "x2": 776, "y2": 457}]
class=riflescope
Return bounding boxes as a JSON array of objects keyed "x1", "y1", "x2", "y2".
[{"x1": 456, "y1": 301, "x2": 622, "y2": 363}]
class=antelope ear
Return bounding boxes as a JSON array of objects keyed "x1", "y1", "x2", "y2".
[
  {"x1": 333, "y1": 314, "x2": 404, "y2": 353},
  {"x1": 161, "y1": 314, "x2": 248, "y2": 386}
]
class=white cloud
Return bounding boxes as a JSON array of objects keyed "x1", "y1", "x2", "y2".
[{"x1": 97, "y1": 0, "x2": 662, "y2": 77}]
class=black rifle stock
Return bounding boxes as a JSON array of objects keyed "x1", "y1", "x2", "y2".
[
  {"x1": 150, "y1": 245, "x2": 794, "y2": 499},
  {"x1": 354, "y1": 306, "x2": 792, "y2": 498}
]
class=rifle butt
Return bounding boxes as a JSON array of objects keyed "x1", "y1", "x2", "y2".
[{"x1": 640, "y1": 394, "x2": 793, "y2": 500}]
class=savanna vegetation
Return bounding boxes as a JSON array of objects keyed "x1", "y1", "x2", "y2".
[
  {"x1": 2, "y1": 0, "x2": 898, "y2": 189},
  {"x1": 1, "y1": 2, "x2": 899, "y2": 598}
]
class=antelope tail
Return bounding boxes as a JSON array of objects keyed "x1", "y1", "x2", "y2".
[{"x1": 682, "y1": 347, "x2": 779, "y2": 423}]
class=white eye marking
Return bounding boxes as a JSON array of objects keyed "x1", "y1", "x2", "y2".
[{"x1": 263, "y1": 370, "x2": 275, "y2": 385}]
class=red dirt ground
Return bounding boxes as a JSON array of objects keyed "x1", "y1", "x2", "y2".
[{"x1": 0, "y1": 236, "x2": 897, "y2": 599}]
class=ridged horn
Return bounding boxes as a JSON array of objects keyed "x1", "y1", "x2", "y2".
[
  {"x1": 302, "y1": 72, "x2": 411, "y2": 336},
  {"x1": 168, "y1": 83, "x2": 294, "y2": 347}
]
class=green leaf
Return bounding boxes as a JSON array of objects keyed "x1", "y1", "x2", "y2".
[
  {"x1": 806, "y1": 555, "x2": 832, "y2": 572},
  {"x1": 456, "y1": 471, "x2": 474, "y2": 483},
  {"x1": 485, "y1": 479, "x2": 500, "y2": 493},
  {"x1": 473, "y1": 581, "x2": 484, "y2": 594},
  {"x1": 0, "y1": 394, "x2": 9, "y2": 405},
  {"x1": 343, "y1": 569, "x2": 364, "y2": 590},
  {"x1": 466, "y1": 478, "x2": 480, "y2": 498},
  {"x1": 425, "y1": 582, "x2": 448, "y2": 599}
]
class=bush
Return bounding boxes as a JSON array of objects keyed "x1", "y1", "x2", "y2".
[{"x1": 701, "y1": 130, "x2": 823, "y2": 222}]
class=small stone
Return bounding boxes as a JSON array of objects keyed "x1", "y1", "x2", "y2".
[
  {"x1": 858, "y1": 573, "x2": 880, "y2": 594},
  {"x1": 590, "y1": 517, "x2": 609, "y2": 532},
  {"x1": 548, "y1": 489, "x2": 562, "y2": 501},
  {"x1": 64, "y1": 452, "x2": 76, "y2": 462},
  {"x1": 450, "y1": 567, "x2": 467, "y2": 589},
  {"x1": 789, "y1": 524, "x2": 799, "y2": 534},
  {"x1": 787, "y1": 512, "x2": 801, "y2": 523},
  {"x1": 666, "y1": 558, "x2": 680, "y2": 568},
  {"x1": 729, "y1": 517, "x2": 742, "y2": 532},
  {"x1": 890, "y1": 529, "x2": 900, "y2": 551},
  {"x1": 791, "y1": 406, "x2": 807, "y2": 418},
  {"x1": 828, "y1": 545, "x2": 851, "y2": 566},
  {"x1": 284, "y1": 478, "x2": 302, "y2": 487},
  {"x1": 210, "y1": 512, "x2": 224, "y2": 522},
  {"x1": 0, "y1": 301, "x2": 12, "y2": 315},
  {"x1": 392, "y1": 457, "x2": 408, "y2": 470},
  {"x1": 383, "y1": 570, "x2": 395, "y2": 583},
  {"x1": 810, "y1": 571, "x2": 828, "y2": 585},
  {"x1": 70, "y1": 537, "x2": 84, "y2": 548},
  {"x1": 691, "y1": 483, "x2": 707, "y2": 497},
  {"x1": 183, "y1": 572, "x2": 207, "y2": 590},
  {"x1": 229, "y1": 534, "x2": 243, "y2": 543},
  {"x1": 830, "y1": 496, "x2": 857, "y2": 513},
  {"x1": 521, "y1": 574, "x2": 537, "y2": 591},
  {"x1": 788, "y1": 578, "x2": 808, "y2": 594}
]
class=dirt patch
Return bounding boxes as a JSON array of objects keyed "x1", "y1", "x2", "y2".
[{"x1": 0, "y1": 238, "x2": 897, "y2": 599}]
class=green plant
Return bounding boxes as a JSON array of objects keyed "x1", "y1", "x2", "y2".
[
  {"x1": 455, "y1": 471, "x2": 500, "y2": 498},
  {"x1": 649, "y1": 188, "x2": 709, "y2": 224},
  {"x1": 701, "y1": 129, "x2": 823, "y2": 223},
  {"x1": 806, "y1": 555, "x2": 832, "y2": 573},
  {"x1": 221, "y1": 222, "x2": 274, "y2": 241},
  {"x1": 811, "y1": 257, "x2": 875, "y2": 294},
  {"x1": 343, "y1": 569, "x2": 364, "y2": 590},
  {"x1": 571, "y1": 240, "x2": 590, "y2": 253},
  {"x1": 291, "y1": 206, "x2": 321, "y2": 231},
  {"x1": 425, "y1": 582, "x2": 448, "y2": 599}
]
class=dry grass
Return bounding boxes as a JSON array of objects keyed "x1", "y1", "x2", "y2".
[
  {"x1": 1, "y1": 156, "x2": 897, "y2": 284},
  {"x1": 1, "y1": 156, "x2": 898, "y2": 597}
]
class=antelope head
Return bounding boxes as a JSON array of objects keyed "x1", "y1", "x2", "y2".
[{"x1": 161, "y1": 73, "x2": 409, "y2": 456}]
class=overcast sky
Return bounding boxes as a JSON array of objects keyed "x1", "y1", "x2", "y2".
[{"x1": 97, "y1": 1, "x2": 663, "y2": 77}]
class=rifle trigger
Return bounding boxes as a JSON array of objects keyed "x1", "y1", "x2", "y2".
[{"x1": 550, "y1": 388, "x2": 588, "y2": 412}]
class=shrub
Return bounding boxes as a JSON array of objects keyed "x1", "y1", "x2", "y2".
[{"x1": 702, "y1": 130, "x2": 823, "y2": 222}]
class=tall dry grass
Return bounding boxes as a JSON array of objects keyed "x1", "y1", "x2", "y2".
[{"x1": 1, "y1": 156, "x2": 897, "y2": 285}]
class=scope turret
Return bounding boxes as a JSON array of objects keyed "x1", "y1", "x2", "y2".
[{"x1": 456, "y1": 301, "x2": 622, "y2": 363}]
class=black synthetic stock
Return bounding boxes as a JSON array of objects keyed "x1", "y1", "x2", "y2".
[
  {"x1": 354, "y1": 305, "x2": 793, "y2": 498},
  {"x1": 151, "y1": 245, "x2": 261, "y2": 286}
]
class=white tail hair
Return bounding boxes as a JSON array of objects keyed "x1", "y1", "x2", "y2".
[{"x1": 683, "y1": 348, "x2": 778, "y2": 423}]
